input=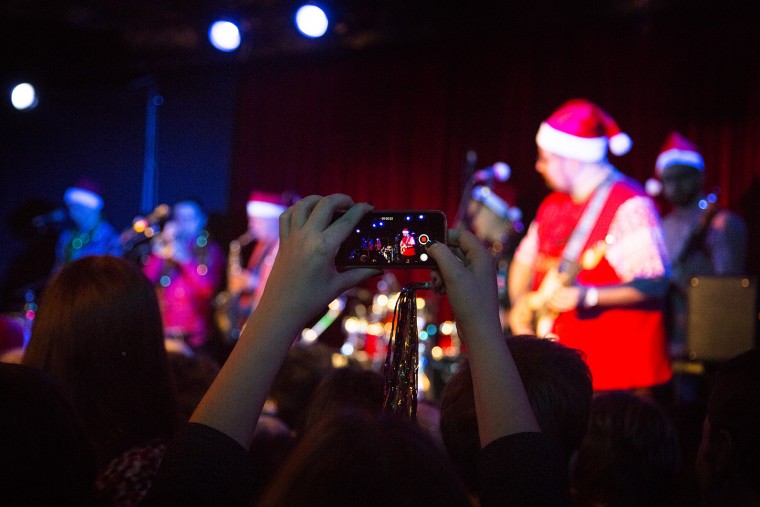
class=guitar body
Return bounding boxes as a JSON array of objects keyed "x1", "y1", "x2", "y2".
[
  {"x1": 509, "y1": 240, "x2": 607, "y2": 338},
  {"x1": 509, "y1": 267, "x2": 567, "y2": 339}
]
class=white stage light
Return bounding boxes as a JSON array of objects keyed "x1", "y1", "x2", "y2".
[
  {"x1": 11, "y1": 83, "x2": 38, "y2": 110},
  {"x1": 295, "y1": 5, "x2": 328, "y2": 38},
  {"x1": 209, "y1": 20, "x2": 241, "y2": 52}
]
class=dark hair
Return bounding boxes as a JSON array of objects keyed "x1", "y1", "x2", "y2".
[
  {"x1": 571, "y1": 391, "x2": 681, "y2": 507},
  {"x1": 258, "y1": 410, "x2": 471, "y2": 507},
  {"x1": 0, "y1": 363, "x2": 96, "y2": 505},
  {"x1": 705, "y1": 347, "x2": 760, "y2": 494},
  {"x1": 23, "y1": 255, "x2": 178, "y2": 466},
  {"x1": 301, "y1": 367, "x2": 385, "y2": 434},
  {"x1": 268, "y1": 342, "x2": 337, "y2": 433},
  {"x1": 439, "y1": 335, "x2": 592, "y2": 493}
]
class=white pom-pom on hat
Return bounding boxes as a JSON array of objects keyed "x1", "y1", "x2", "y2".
[{"x1": 609, "y1": 132, "x2": 632, "y2": 156}]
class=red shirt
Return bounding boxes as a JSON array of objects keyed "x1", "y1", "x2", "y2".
[{"x1": 515, "y1": 176, "x2": 672, "y2": 390}]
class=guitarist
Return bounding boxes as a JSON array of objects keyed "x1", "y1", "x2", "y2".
[
  {"x1": 653, "y1": 132, "x2": 748, "y2": 359},
  {"x1": 508, "y1": 99, "x2": 672, "y2": 394}
]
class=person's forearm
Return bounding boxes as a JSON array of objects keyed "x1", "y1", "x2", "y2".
[
  {"x1": 591, "y1": 277, "x2": 669, "y2": 307},
  {"x1": 189, "y1": 295, "x2": 304, "y2": 449},
  {"x1": 461, "y1": 319, "x2": 540, "y2": 448}
]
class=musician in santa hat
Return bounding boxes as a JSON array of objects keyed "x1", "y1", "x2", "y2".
[
  {"x1": 508, "y1": 99, "x2": 672, "y2": 393},
  {"x1": 647, "y1": 131, "x2": 747, "y2": 359}
]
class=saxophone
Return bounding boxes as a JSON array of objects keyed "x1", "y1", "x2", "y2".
[{"x1": 214, "y1": 232, "x2": 254, "y2": 342}]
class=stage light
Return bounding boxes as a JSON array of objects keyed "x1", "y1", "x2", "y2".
[
  {"x1": 208, "y1": 20, "x2": 241, "y2": 52},
  {"x1": 11, "y1": 83, "x2": 38, "y2": 110},
  {"x1": 295, "y1": 5, "x2": 329, "y2": 38}
]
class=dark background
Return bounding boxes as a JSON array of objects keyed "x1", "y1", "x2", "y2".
[{"x1": 2, "y1": 0, "x2": 760, "y2": 308}]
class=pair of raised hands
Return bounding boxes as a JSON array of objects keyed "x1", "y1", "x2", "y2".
[{"x1": 260, "y1": 193, "x2": 501, "y2": 338}]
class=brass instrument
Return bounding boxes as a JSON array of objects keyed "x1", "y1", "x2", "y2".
[{"x1": 214, "y1": 232, "x2": 254, "y2": 341}]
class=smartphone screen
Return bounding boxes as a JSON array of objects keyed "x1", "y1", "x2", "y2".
[{"x1": 334, "y1": 210, "x2": 447, "y2": 269}]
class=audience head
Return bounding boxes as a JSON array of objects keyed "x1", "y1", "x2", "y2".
[
  {"x1": 0, "y1": 362, "x2": 95, "y2": 505},
  {"x1": 571, "y1": 390, "x2": 681, "y2": 507},
  {"x1": 439, "y1": 335, "x2": 592, "y2": 493},
  {"x1": 268, "y1": 342, "x2": 337, "y2": 433},
  {"x1": 166, "y1": 351, "x2": 220, "y2": 422},
  {"x1": 696, "y1": 347, "x2": 760, "y2": 506},
  {"x1": 258, "y1": 409, "x2": 471, "y2": 507},
  {"x1": 301, "y1": 366, "x2": 385, "y2": 435},
  {"x1": 22, "y1": 255, "x2": 178, "y2": 465}
]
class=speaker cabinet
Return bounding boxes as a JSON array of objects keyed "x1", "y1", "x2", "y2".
[{"x1": 687, "y1": 276, "x2": 758, "y2": 362}]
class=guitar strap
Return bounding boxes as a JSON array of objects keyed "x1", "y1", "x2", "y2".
[{"x1": 559, "y1": 171, "x2": 621, "y2": 273}]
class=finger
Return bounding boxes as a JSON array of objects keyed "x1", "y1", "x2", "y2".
[
  {"x1": 427, "y1": 240, "x2": 466, "y2": 281},
  {"x1": 446, "y1": 228, "x2": 461, "y2": 248},
  {"x1": 306, "y1": 194, "x2": 356, "y2": 230},
  {"x1": 429, "y1": 270, "x2": 446, "y2": 294},
  {"x1": 335, "y1": 268, "x2": 383, "y2": 293},
  {"x1": 279, "y1": 206, "x2": 294, "y2": 240},
  {"x1": 451, "y1": 229, "x2": 490, "y2": 262},
  {"x1": 325, "y1": 201, "x2": 373, "y2": 245},
  {"x1": 291, "y1": 195, "x2": 324, "y2": 229}
]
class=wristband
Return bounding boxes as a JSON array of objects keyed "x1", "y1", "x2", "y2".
[{"x1": 583, "y1": 287, "x2": 599, "y2": 308}]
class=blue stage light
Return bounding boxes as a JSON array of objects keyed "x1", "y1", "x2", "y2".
[
  {"x1": 208, "y1": 20, "x2": 241, "y2": 52},
  {"x1": 295, "y1": 5, "x2": 329, "y2": 38},
  {"x1": 11, "y1": 83, "x2": 38, "y2": 110}
]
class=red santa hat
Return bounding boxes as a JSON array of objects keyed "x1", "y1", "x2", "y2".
[
  {"x1": 655, "y1": 131, "x2": 704, "y2": 174},
  {"x1": 535, "y1": 99, "x2": 632, "y2": 162},
  {"x1": 471, "y1": 181, "x2": 523, "y2": 223},
  {"x1": 246, "y1": 190, "x2": 287, "y2": 218},
  {"x1": 64, "y1": 178, "x2": 104, "y2": 210},
  {"x1": 646, "y1": 131, "x2": 705, "y2": 196}
]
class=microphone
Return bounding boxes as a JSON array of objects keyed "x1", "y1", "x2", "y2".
[
  {"x1": 472, "y1": 162, "x2": 511, "y2": 183},
  {"x1": 32, "y1": 209, "x2": 67, "y2": 228}
]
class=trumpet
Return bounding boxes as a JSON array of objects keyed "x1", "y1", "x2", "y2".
[{"x1": 151, "y1": 220, "x2": 179, "y2": 259}]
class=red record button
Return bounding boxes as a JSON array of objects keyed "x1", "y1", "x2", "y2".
[{"x1": 418, "y1": 234, "x2": 430, "y2": 245}]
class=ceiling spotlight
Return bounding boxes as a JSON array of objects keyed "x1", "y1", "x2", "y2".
[
  {"x1": 11, "y1": 82, "x2": 38, "y2": 110},
  {"x1": 208, "y1": 20, "x2": 241, "y2": 52},
  {"x1": 295, "y1": 5, "x2": 329, "y2": 38}
]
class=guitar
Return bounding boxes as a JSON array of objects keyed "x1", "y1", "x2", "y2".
[
  {"x1": 509, "y1": 240, "x2": 607, "y2": 338},
  {"x1": 675, "y1": 191, "x2": 720, "y2": 266}
]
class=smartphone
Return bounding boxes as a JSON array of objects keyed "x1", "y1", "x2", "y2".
[{"x1": 334, "y1": 210, "x2": 447, "y2": 269}]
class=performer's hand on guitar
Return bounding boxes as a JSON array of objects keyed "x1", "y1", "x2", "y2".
[{"x1": 546, "y1": 285, "x2": 583, "y2": 313}]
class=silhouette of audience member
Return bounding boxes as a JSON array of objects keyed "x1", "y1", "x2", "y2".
[
  {"x1": 440, "y1": 335, "x2": 592, "y2": 501},
  {"x1": 0, "y1": 362, "x2": 96, "y2": 506},
  {"x1": 696, "y1": 348, "x2": 760, "y2": 507},
  {"x1": 144, "y1": 195, "x2": 560, "y2": 506},
  {"x1": 22, "y1": 255, "x2": 178, "y2": 506},
  {"x1": 571, "y1": 390, "x2": 681, "y2": 507},
  {"x1": 166, "y1": 351, "x2": 220, "y2": 423},
  {"x1": 300, "y1": 366, "x2": 385, "y2": 435},
  {"x1": 258, "y1": 410, "x2": 469, "y2": 506},
  {"x1": 54, "y1": 179, "x2": 122, "y2": 271},
  {"x1": 267, "y1": 342, "x2": 338, "y2": 434}
]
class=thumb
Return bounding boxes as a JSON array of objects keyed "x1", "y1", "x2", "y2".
[
  {"x1": 336, "y1": 268, "x2": 383, "y2": 293},
  {"x1": 427, "y1": 241, "x2": 465, "y2": 281}
]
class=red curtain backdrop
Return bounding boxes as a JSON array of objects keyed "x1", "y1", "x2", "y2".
[{"x1": 231, "y1": 16, "x2": 760, "y2": 274}]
